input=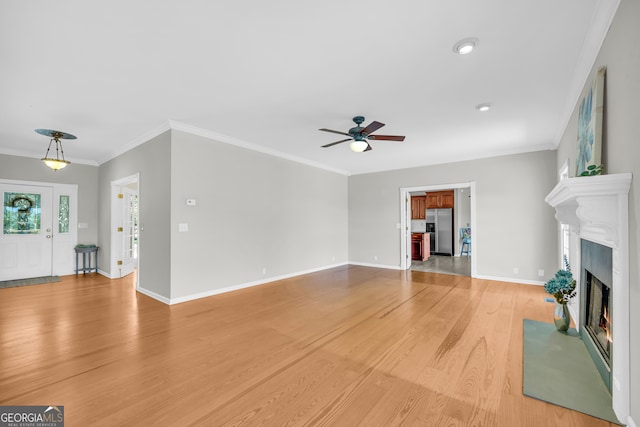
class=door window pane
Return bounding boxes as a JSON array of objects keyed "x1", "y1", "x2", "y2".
[
  {"x1": 59, "y1": 195, "x2": 70, "y2": 233},
  {"x1": 3, "y1": 192, "x2": 41, "y2": 234}
]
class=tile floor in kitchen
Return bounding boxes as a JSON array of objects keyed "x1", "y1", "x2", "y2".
[{"x1": 411, "y1": 254, "x2": 471, "y2": 276}]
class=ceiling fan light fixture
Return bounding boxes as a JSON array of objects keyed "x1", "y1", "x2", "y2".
[
  {"x1": 319, "y1": 116, "x2": 405, "y2": 152},
  {"x1": 350, "y1": 140, "x2": 369, "y2": 153},
  {"x1": 453, "y1": 38, "x2": 479, "y2": 55},
  {"x1": 475, "y1": 103, "x2": 492, "y2": 112}
]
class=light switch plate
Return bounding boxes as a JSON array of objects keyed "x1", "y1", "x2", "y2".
[
  {"x1": 178, "y1": 223, "x2": 188, "y2": 232},
  {"x1": 186, "y1": 199, "x2": 196, "y2": 206}
]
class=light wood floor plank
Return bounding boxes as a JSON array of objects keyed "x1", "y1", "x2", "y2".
[{"x1": 0, "y1": 266, "x2": 616, "y2": 426}]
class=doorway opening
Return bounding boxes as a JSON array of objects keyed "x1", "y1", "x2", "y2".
[
  {"x1": 110, "y1": 174, "x2": 139, "y2": 285},
  {"x1": 400, "y1": 182, "x2": 476, "y2": 277}
]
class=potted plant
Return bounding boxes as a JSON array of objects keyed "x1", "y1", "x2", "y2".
[
  {"x1": 579, "y1": 164, "x2": 604, "y2": 176},
  {"x1": 544, "y1": 256, "x2": 576, "y2": 332}
]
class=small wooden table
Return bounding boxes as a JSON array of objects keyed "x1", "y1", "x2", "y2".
[{"x1": 75, "y1": 246, "x2": 99, "y2": 275}]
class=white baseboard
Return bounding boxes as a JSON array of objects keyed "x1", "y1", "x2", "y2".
[
  {"x1": 107, "y1": 263, "x2": 547, "y2": 306},
  {"x1": 168, "y1": 262, "x2": 349, "y2": 305},
  {"x1": 137, "y1": 286, "x2": 171, "y2": 305},
  {"x1": 348, "y1": 261, "x2": 403, "y2": 270},
  {"x1": 94, "y1": 267, "x2": 168, "y2": 304},
  {"x1": 97, "y1": 269, "x2": 112, "y2": 279},
  {"x1": 474, "y1": 274, "x2": 545, "y2": 286}
]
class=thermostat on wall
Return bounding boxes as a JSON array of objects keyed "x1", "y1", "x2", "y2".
[{"x1": 186, "y1": 199, "x2": 196, "y2": 206}]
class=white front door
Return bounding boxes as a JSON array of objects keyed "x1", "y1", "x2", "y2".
[{"x1": 0, "y1": 183, "x2": 53, "y2": 281}]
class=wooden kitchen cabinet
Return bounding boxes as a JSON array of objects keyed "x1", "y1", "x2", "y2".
[
  {"x1": 411, "y1": 196, "x2": 426, "y2": 219},
  {"x1": 411, "y1": 233, "x2": 423, "y2": 260},
  {"x1": 440, "y1": 191, "x2": 454, "y2": 208},
  {"x1": 425, "y1": 190, "x2": 454, "y2": 209},
  {"x1": 425, "y1": 193, "x2": 439, "y2": 209},
  {"x1": 412, "y1": 233, "x2": 430, "y2": 261}
]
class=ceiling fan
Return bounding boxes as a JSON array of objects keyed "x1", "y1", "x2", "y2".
[{"x1": 319, "y1": 116, "x2": 405, "y2": 152}]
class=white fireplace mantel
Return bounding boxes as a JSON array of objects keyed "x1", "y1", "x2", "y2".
[
  {"x1": 545, "y1": 173, "x2": 631, "y2": 245},
  {"x1": 545, "y1": 172, "x2": 631, "y2": 423}
]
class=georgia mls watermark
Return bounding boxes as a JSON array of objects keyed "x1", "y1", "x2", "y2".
[{"x1": 0, "y1": 406, "x2": 64, "y2": 427}]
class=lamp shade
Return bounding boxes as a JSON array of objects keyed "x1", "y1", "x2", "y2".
[
  {"x1": 42, "y1": 158, "x2": 70, "y2": 170},
  {"x1": 349, "y1": 140, "x2": 368, "y2": 152}
]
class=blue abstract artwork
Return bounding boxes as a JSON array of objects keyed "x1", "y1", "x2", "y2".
[{"x1": 576, "y1": 67, "x2": 605, "y2": 176}]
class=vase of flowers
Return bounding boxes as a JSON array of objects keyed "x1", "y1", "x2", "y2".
[{"x1": 544, "y1": 256, "x2": 577, "y2": 332}]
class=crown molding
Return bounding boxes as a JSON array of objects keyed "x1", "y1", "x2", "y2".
[
  {"x1": 553, "y1": 0, "x2": 621, "y2": 148},
  {"x1": 168, "y1": 120, "x2": 350, "y2": 176},
  {"x1": 0, "y1": 147, "x2": 99, "y2": 166},
  {"x1": 97, "y1": 119, "x2": 349, "y2": 175},
  {"x1": 97, "y1": 121, "x2": 171, "y2": 165}
]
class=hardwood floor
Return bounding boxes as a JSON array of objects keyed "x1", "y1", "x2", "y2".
[{"x1": 0, "y1": 266, "x2": 616, "y2": 426}]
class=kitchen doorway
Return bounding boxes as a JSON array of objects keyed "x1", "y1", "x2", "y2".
[{"x1": 400, "y1": 182, "x2": 476, "y2": 277}]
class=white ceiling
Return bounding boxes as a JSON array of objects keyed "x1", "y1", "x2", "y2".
[{"x1": 0, "y1": 1, "x2": 619, "y2": 175}]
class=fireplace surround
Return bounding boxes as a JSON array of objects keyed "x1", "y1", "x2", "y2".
[
  {"x1": 545, "y1": 173, "x2": 631, "y2": 423},
  {"x1": 581, "y1": 239, "x2": 613, "y2": 389}
]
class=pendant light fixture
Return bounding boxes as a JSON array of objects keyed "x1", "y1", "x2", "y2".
[{"x1": 35, "y1": 129, "x2": 77, "y2": 171}]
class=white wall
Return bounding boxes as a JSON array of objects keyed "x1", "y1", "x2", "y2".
[
  {"x1": 555, "y1": 0, "x2": 639, "y2": 422},
  {"x1": 348, "y1": 150, "x2": 558, "y2": 282},
  {"x1": 169, "y1": 130, "x2": 348, "y2": 301},
  {"x1": 455, "y1": 188, "x2": 472, "y2": 255}
]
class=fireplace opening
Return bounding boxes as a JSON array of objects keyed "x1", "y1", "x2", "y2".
[
  {"x1": 584, "y1": 270, "x2": 612, "y2": 364},
  {"x1": 579, "y1": 239, "x2": 613, "y2": 391}
]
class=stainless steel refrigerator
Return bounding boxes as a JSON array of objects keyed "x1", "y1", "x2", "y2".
[{"x1": 426, "y1": 208, "x2": 453, "y2": 255}]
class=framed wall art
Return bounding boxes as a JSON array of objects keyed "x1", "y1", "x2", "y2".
[{"x1": 576, "y1": 66, "x2": 606, "y2": 176}]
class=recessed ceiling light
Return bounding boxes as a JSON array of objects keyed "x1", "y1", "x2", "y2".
[
  {"x1": 453, "y1": 38, "x2": 479, "y2": 55},
  {"x1": 476, "y1": 103, "x2": 492, "y2": 112}
]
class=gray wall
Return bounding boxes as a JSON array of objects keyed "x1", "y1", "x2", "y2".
[
  {"x1": 0, "y1": 153, "x2": 98, "y2": 244},
  {"x1": 348, "y1": 150, "x2": 558, "y2": 282},
  {"x1": 98, "y1": 131, "x2": 172, "y2": 299},
  {"x1": 2, "y1": 128, "x2": 348, "y2": 304},
  {"x1": 555, "y1": 0, "x2": 639, "y2": 420},
  {"x1": 169, "y1": 130, "x2": 348, "y2": 299}
]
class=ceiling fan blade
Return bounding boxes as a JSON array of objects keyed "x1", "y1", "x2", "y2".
[
  {"x1": 321, "y1": 138, "x2": 351, "y2": 148},
  {"x1": 369, "y1": 135, "x2": 405, "y2": 141},
  {"x1": 364, "y1": 143, "x2": 373, "y2": 152},
  {"x1": 361, "y1": 121, "x2": 385, "y2": 135},
  {"x1": 319, "y1": 128, "x2": 351, "y2": 137}
]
